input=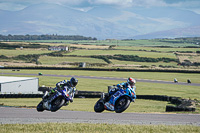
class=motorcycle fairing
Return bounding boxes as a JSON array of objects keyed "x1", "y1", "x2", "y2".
[{"x1": 105, "y1": 90, "x2": 124, "y2": 111}]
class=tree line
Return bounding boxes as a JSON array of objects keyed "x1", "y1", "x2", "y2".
[
  {"x1": 0, "y1": 42, "x2": 49, "y2": 49},
  {"x1": 0, "y1": 34, "x2": 97, "y2": 40}
]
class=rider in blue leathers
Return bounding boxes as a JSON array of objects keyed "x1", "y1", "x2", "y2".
[
  {"x1": 43, "y1": 77, "x2": 78, "y2": 110},
  {"x1": 108, "y1": 77, "x2": 136, "y2": 101}
]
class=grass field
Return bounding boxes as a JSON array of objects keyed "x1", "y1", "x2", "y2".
[
  {"x1": 110, "y1": 59, "x2": 178, "y2": 67},
  {"x1": 14, "y1": 39, "x2": 198, "y2": 47},
  {"x1": 0, "y1": 49, "x2": 52, "y2": 57},
  {"x1": 2, "y1": 69, "x2": 199, "y2": 84},
  {"x1": 39, "y1": 56, "x2": 107, "y2": 65},
  {"x1": 66, "y1": 49, "x2": 177, "y2": 59},
  {"x1": 115, "y1": 46, "x2": 200, "y2": 52},
  {"x1": 1, "y1": 123, "x2": 199, "y2": 133},
  {"x1": 1, "y1": 41, "x2": 199, "y2": 70},
  {"x1": 0, "y1": 98, "x2": 169, "y2": 113}
]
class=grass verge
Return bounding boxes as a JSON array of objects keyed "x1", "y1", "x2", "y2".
[{"x1": 0, "y1": 123, "x2": 200, "y2": 133}]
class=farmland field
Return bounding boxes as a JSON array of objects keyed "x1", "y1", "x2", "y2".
[
  {"x1": 1, "y1": 39, "x2": 200, "y2": 70},
  {"x1": 115, "y1": 46, "x2": 199, "y2": 52},
  {"x1": 14, "y1": 39, "x2": 198, "y2": 47},
  {"x1": 0, "y1": 49, "x2": 52, "y2": 57},
  {"x1": 39, "y1": 56, "x2": 107, "y2": 65},
  {"x1": 66, "y1": 49, "x2": 177, "y2": 59}
]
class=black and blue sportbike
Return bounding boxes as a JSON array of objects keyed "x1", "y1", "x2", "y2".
[
  {"x1": 94, "y1": 86, "x2": 136, "y2": 113},
  {"x1": 37, "y1": 86, "x2": 72, "y2": 112}
]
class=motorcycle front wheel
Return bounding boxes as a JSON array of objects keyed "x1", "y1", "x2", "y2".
[
  {"x1": 37, "y1": 101, "x2": 44, "y2": 112},
  {"x1": 94, "y1": 99, "x2": 104, "y2": 113},
  {"x1": 115, "y1": 96, "x2": 130, "y2": 113},
  {"x1": 50, "y1": 96, "x2": 65, "y2": 112}
]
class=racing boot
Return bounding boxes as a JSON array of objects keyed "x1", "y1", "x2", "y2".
[
  {"x1": 42, "y1": 91, "x2": 48, "y2": 100},
  {"x1": 101, "y1": 93, "x2": 105, "y2": 100}
]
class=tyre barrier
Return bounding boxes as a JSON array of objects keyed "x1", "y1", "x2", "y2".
[
  {"x1": 166, "y1": 106, "x2": 196, "y2": 112},
  {"x1": 0, "y1": 94, "x2": 43, "y2": 98}
]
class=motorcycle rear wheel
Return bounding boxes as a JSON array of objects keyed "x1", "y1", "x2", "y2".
[
  {"x1": 50, "y1": 96, "x2": 65, "y2": 112},
  {"x1": 115, "y1": 96, "x2": 130, "y2": 113},
  {"x1": 94, "y1": 99, "x2": 104, "y2": 113}
]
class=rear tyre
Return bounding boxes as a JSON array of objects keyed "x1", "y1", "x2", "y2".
[
  {"x1": 50, "y1": 96, "x2": 65, "y2": 112},
  {"x1": 115, "y1": 96, "x2": 130, "y2": 113},
  {"x1": 37, "y1": 101, "x2": 44, "y2": 112},
  {"x1": 94, "y1": 99, "x2": 104, "y2": 113}
]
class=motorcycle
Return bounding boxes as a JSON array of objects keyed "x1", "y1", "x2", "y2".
[
  {"x1": 37, "y1": 86, "x2": 72, "y2": 112},
  {"x1": 94, "y1": 86, "x2": 136, "y2": 113}
]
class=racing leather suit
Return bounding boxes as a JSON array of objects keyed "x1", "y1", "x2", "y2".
[
  {"x1": 55, "y1": 80, "x2": 76, "y2": 102},
  {"x1": 43, "y1": 80, "x2": 76, "y2": 109},
  {"x1": 109, "y1": 82, "x2": 136, "y2": 100}
]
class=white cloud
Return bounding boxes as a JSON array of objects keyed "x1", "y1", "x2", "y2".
[
  {"x1": 0, "y1": 2, "x2": 26, "y2": 11},
  {"x1": 88, "y1": 0, "x2": 168, "y2": 7},
  {"x1": 0, "y1": 0, "x2": 200, "y2": 13},
  {"x1": 88, "y1": 0, "x2": 133, "y2": 7},
  {"x1": 131, "y1": 0, "x2": 167, "y2": 7},
  {"x1": 170, "y1": 1, "x2": 200, "y2": 14}
]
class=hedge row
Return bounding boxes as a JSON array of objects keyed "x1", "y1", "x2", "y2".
[{"x1": 1, "y1": 66, "x2": 200, "y2": 73}]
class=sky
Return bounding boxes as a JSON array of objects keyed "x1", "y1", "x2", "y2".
[{"x1": 0, "y1": 0, "x2": 200, "y2": 14}]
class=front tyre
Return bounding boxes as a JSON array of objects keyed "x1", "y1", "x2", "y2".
[
  {"x1": 115, "y1": 96, "x2": 130, "y2": 113},
  {"x1": 37, "y1": 101, "x2": 44, "y2": 112},
  {"x1": 50, "y1": 96, "x2": 65, "y2": 112},
  {"x1": 94, "y1": 99, "x2": 104, "y2": 113}
]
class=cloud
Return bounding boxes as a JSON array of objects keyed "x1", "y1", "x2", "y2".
[
  {"x1": 0, "y1": 0, "x2": 200, "y2": 13},
  {"x1": 0, "y1": 2, "x2": 26, "y2": 11},
  {"x1": 88, "y1": 0, "x2": 133, "y2": 7},
  {"x1": 87, "y1": 0, "x2": 168, "y2": 7}
]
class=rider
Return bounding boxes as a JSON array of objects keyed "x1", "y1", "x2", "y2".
[
  {"x1": 43, "y1": 77, "x2": 78, "y2": 109},
  {"x1": 108, "y1": 77, "x2": 136, "y2": 101}
]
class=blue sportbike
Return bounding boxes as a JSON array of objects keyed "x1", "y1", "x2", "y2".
[
  {"x1": 37, "y1": 86, "x2": 72, "y2": 112},
  {"x1": 94, "y1": 86, "x2": 136, "y2": 113}
]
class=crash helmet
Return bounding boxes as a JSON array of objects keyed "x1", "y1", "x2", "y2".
[
  {"x1": 70, "y1": 77, "x2": 78, "y2": 87},
  {"x1": 127, "y1": 77, "x2": 136, "y2": 87}
]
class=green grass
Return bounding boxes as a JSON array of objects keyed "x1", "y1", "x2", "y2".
[
  {"x1": 110, "y1": 59, "x2": 178, "y2": 67},
  {"x1": 115, "y1": 46, "x2": 199, "y2": 52},
  {"x1": 18, "y1": 39, "x2": 198, "y2": 47},
  {"x1": 1, "y1": 98, "x2": 199, "y2": 113},
  {"x1": 2, "y1": 69, "x2": 199, "y2": 84},
  {"x1": 1, "y1": 123, "x2": 199, "y2": 133},
  {"x1": 0, "y1": 49, "x2": 52, "y2": 57},
  {"x1": 66, "y1": 49, "x2": 176, "y2": 59},
  {"x1": 0, "y1": 98, "x2": 169, "y2": 113},
  {"x1": 39, "y1": 56, "x2": 106, "y2": 65}
]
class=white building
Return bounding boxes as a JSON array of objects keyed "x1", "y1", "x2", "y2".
[
  {"x1": 0, "y1": 76, "x2": 39, "y2": 94},
  {"x1": 48, "y1": 46, "x2": 69, "y2": 51}
]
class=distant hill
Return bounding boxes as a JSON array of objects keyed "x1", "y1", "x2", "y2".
[
  {"x1": 0, "y1": 3, "x2": 200, "y2": 39},
  {"x1": 133, "y1": 26, "x2": 200, "y2": 39}
]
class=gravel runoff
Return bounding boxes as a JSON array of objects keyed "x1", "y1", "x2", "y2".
[{"x1": 0, "y1": 107, "x2": 200, "y2": 126}]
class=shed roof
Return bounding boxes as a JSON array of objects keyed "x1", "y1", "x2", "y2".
[{"x1": 0, "y1": 76, "x2": 38, "y2": 84}]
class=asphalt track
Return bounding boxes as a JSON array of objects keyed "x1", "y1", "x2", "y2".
[
  {"x1": 0, "y1": 107, "x2": 200, "y2": 126},
  {"x1": 2, "y1": 72, "x2": 200, "y2": 86}
]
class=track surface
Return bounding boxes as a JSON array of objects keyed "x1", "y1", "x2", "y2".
[
  {"x1": 0, "y1": 107, "x2": 200, "y2": 125},
  {"x1": 2, "y1": 72, "x2": 200, "y2": 86}
]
